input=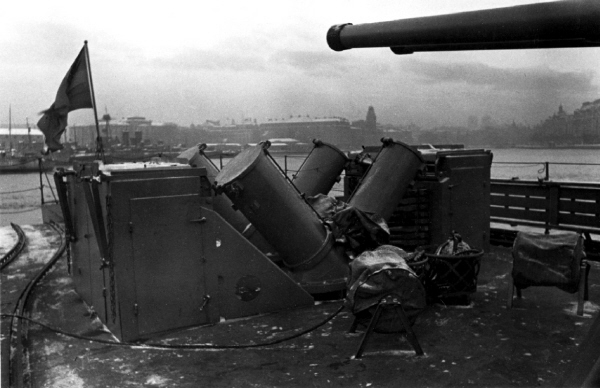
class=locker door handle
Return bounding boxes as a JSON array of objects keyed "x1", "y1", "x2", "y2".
[
  {"x1": 189, "y1": 217, "x2": 207, "y2": 224},
  {"x1": 199, "y1": 295, "x2": 210, "y2": 311}
]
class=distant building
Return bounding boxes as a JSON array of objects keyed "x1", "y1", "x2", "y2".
[
  {"x1": 540, "y1": 104, "x2": 569, "y2": 140},
  {"x1": 572, "y1": 99, "x2": 600, "y2": 143},
  {"x1": 258, "y1": 115, "x2": 378, "y2": 148},
  {"x1": 366, "y1": 106, "x2": 377, "y2": 132},
  {"x1": 198, "y1": 118, "x2": 258, "y2": 145},
  {"x1": 535, "y1": 100, "x2": 600, "y2": 144},
  {"x1": 0, "y1": 127, "x2": 45, "y2": 152},
  {"x1": 67, "y1": 117, "x2": 179, "y2": 147},
  {"x1": 64, "y1": 108, "x2": 387, "y2": 151}
]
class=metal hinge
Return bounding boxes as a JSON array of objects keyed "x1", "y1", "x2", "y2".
[
  {"x1": 129, "y1": 222, "x2": 133, "y2": 233},
  {"x1": 133, "y1": 303, "x2": 139, "y2": 316}
]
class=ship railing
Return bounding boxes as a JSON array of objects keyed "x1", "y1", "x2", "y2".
[
  {"x1": 0, "y1": 160, "x2": 59, "y2": 217},
  {"x1": 277, "y1": 154, "x2": 600, "y2": 209},
  {"x1": 490, "y1": 179, "x2": 600, "y2": 261},
  {"x1": 209, "y1": 152, "x2": 600, "y2": 259},
  {"x1": 493, "y1": 161, "x2": 600, "y2": 182}
]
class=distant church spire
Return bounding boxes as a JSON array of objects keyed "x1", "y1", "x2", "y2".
[{"x1": 366, "y1": 106, "x2": 376, "y2": 131}]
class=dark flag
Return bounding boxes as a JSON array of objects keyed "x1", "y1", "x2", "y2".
[{"x1": 37, "y1": 46, "x2": 93, "y2": 153}]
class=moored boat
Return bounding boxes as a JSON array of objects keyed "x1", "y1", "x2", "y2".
[{"x1": 0, "y1": 152, "x2": 54, "y2": 174}]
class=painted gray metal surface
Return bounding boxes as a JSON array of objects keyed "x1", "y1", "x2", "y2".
[
  {"x1": 348, "y1": 138, "x2": 424, "y2": 222},
  {"x1": 292, "y1": 139, "x2": 348, "y2": 197},
  {"x1": 215, "y1": 145, "x2": 350, "y2": 293}
]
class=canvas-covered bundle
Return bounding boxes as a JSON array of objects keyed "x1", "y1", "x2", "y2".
[
  {"x1": 512, "y1": 231, "x2": 585, "y2": 293},
  {"x1": 306, "y1": 194, "x2": 389, "y2": 255},
  {"x1": 346, "y1": 245, "x2": 426, "y2": 332}
]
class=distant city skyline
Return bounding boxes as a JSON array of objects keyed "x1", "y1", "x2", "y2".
[
  {"x1": 1, "y1": 97, "x2": 597, "y2": 131},
  {"x1": 2, "y1": 1, "x2": 600, "y2": 130}
]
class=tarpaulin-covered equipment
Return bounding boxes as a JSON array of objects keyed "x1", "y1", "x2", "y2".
[
  {"x1": 507, "y1": 231, "x2": 590, "y2": 316},
  {"x1": 346, "y1": 245, "x2": 426, "y2": 357},
  {"x1": 306, "y1": 193, "x2": 391, "y2": 257}
]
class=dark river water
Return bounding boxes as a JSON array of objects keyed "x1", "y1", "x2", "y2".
[{"x1": 1, "y1": 147, "x2": 598, "y2": 227}]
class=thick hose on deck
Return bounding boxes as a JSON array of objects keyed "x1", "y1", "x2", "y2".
[{"x1": 1, "y1": 303, "x2": 346, "y2": 350}]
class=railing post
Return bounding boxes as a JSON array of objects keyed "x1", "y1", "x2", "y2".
[
  {"x1": 38, "y1": 158, "x2": 45, "y2": 205},
  {"x1": 547, "y1": 182, "x2": 559, "y2": 233},
  {"x1": 545, "y1": 162, "x2": 550, "y2": 181},
  {"x1": 284, "y1": 155, "x2": 288, "y2": 176}
]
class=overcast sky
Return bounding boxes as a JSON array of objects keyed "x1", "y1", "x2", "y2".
[{"x1": 1, "y1": 0, "x2": 599, "y2": 129}]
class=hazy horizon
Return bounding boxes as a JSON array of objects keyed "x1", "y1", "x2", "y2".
[{"x1": 2, "y1": 0, "x2": 599, "y2": 130}]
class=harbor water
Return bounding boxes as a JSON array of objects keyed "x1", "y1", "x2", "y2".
[{"x1": 1, "y1": 147, "x2": 599, "y2": 228}]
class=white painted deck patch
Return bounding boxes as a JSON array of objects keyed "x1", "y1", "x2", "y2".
[
  {"x1": 12, "y1": 226, "x2": 57, "y2": 268},
  {"x1": 0, "y1": 225, "x2": 18, "y2": 256},
  {"x1": 145, "y1": 374, "x2": 171, "y2": 386},
  {"x1": 43, "y1": 366, "x2": 84, "y2": 388},
  {"x1": 43, "y1": 339, "x2": 65, "y2": 356}
]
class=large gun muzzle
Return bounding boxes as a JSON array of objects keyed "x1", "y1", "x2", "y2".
[{"x1": 327, "y1": 1, "x2": 600, "y2": 54}]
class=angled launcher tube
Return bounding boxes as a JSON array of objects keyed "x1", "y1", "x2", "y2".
[
  {"x1": 177, "y1": 144, "x2": 277, "y2": 258},
  {"x1": 348, "y1": 138, "x2": 424, "y2": 222},
  {"x1": 214, "y1": 143, "x2": 349, "y2": 294},
  {"x1": 291, "y1": 139, "x2": 348, "y2": 198},
  {"x1": 327, "y1": 1, "x2": 600, "y2": 54}
]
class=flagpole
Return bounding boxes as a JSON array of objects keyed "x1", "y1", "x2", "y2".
[{"x1": 83, "y1": 40, "x2": 105, "y2": 162}]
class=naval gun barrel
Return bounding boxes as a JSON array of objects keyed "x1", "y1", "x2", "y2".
[{"x1": 327, "y1": 1, "x2": 600, "y2": 54}]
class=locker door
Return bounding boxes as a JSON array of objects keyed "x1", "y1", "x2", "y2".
[{"x1": 129, "y1": 194, "x2": 207, "y2": 337}]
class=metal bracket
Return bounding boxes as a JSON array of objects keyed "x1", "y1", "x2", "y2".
[
  {"x1": 99, "y1": 258, "x2": 109, "y2": 270},
  {"x1": 199, "y1": 295, "x2": 211, "y2": 311}
]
